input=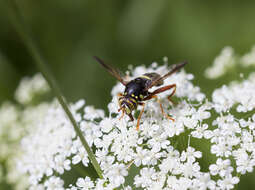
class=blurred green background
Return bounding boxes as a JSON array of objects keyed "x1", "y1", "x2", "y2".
[{"x1": 1, "y1": 0, "x2": 255, "y2": 189}]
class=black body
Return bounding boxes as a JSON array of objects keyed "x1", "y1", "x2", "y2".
[
  {"x1": 124, "y1": 78, "x2": 148, "y2": 100},
  {"x1": 94, "y1": 56, "x2": 187, "y2": 128},
  {"x1": 120, "y1": 73, "x2": 162, "y2": 111}
]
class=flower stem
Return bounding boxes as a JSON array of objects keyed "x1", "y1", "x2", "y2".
[{"x1": 7, "y1": 0, "x2": 103, "y2": 179}]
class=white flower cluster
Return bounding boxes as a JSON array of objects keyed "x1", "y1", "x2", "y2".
[
  {"x1": 16, "y1": 61, "x2": 255, "y2": 190},
  {"x1": 241, "y1": 46, "x2": 255, "y2": 67},
  {"x1": 14, "y1": 73, "x2": 50, "y2": 104},
  {"x1": 212, "y1": 73, "x2": 255, "y2": 113},
  {"x1": 0, "y1": 72, "x2": 52, "y2": 189},
  {"x1": 205, "y1": 45, "x2": 255, "y2": 79},
  {"x1": 0, "y1": 101, "x2": 51, "y2": 189},
  {"x1": 204, "y1": 47, "x2": 235, "y2": 79}
]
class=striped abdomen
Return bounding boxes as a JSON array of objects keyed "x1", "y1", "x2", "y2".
[{"x1": 119, "y1": 96, "x2": 138, "y2": 112}]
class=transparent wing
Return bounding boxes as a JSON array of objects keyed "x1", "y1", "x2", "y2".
[
  {"x1": 94, "y1": 56, "x2": 128, "y2": 85},
  {"x1": 145, "y1": 61, "x2": 188, "y2": 90}
]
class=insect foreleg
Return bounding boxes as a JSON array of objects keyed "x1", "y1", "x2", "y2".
[
  {"x1": 119, "y1": 108, "x2": 125, "y2": 120},
  {"x1": 136, "y1": 102, "x2": 145, "y2": 130},
  {"x1": 128, "y1": 113, "x2": 134, "y2": 121}
]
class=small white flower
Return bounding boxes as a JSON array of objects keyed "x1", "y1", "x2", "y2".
[
  {"x1": 212, "y1": 86, "x2": 235, "y2": 113},
  {"x1": 209, "y1": 158, "x2": 233, "y2": 177},
  {"x1": 76, "y1": 177, "x2": 94, "y2": 189},
  {"x1": 180, "y1": 146, "x2": 202, "y2": 163},
  {"x1": 211, "y1": 138, "x2": 232, "y2": 157},
  {"x1": 164, "y1": 119, "x2": 185, "y2": 137},
  {"x1": 166, "y1": 176, "x2": 193, "y2": 190},
  {"x1": 191, "y1": 123, "x2": 209, "y2": 138},
  {"x1": 134, "y1": 167, "x2": 156, "y2": 188},
  {"x1": 100, "y1": 118, "x2": 114, "y2": 133},
  {"x1": 54, "y1": 154, "x2": 71, "y2": 174},
  {"x1": 44, "y1": 176, "x2": 64, "y2": 190},
  {"x1": 105, "y1": 163, "x2": 128, "y2": 187},
  {"x1": 159, "y1": 155, "x2": 180, "y2": 175},
  {"x1": 84, "y1": 106, "x2": 104, "y2": 120},
  {"x1": 193, "y1": 173, "x2": 216, "y2": 190},
  {"x1": 234, "y1": 150, "x2": 255, "y2": 174},
  {"x1": 72, "y1": 147, "x2": 89, "y2": 166},
  {"x1": 217, "y1": 174, "x2": 239, "y2": 190},
  {"x1": 179, "y1": 161, "x2": 201, "y2": 178},
  {"x1": 148, "y1": 132, "x2": 169, "y2": 153},
  {"x1": 133, "y1": 147, "x2": 150, "y2": 166}
]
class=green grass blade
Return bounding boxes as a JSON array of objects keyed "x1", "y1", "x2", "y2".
[{"x1": 7, "y1": 0, "x2": 103, "y2": 179}]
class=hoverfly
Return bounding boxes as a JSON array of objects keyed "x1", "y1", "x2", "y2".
[{"x1": 94, "y1": 56, "x2": 187, "y2": 130}]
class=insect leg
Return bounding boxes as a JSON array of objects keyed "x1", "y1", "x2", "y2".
[
  {"x1": 144, "y1": 94, "x2": 175, "y2": 122},
  {"x1": 167, "y1": 84, "x2": 176, "y2": 105},
  {"x1": 119, "y1": 109, "x2": 125, "y2": 120},
  {"x1": 128, "y1": 113, "x2": 134, "y2": 121},
  {"x1": 156, "y1": 96, "x2": 175, "y2": 122},
  {"x1": 117, "y1": 93, "x2": 124, "y2": 120},
  {"x1": 144, "y1": 84, "x2": 176, "y2": 102},
  {"x1": 117, "y1": 93, "x2": 123, "y2": 97},
  {"x1": 117, "y1": 92, "x2": 124, "y2": 112},
  {"x1": 117, "y1": 93, "x2": 123, "y2": 109},
  {"x1": 136, "y1": 102, "x2": 145, "y2": 130}
]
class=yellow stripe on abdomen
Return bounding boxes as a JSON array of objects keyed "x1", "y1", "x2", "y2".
[{"x1": 140, "y1": 75, "x2": 151, "y2": 80}]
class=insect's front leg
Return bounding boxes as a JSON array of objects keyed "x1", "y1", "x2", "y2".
[
  {"x1": 136, "y1": 102, "x2": 145, "y2": 130},
  {"x1": 128, "y1": 113, "x2": 134, "y2": 121},
  {"x1": 117, "y1": 92, "x2": 124, "y2": 110},
  {"x1": 117, "y1": 93, "x2": 124, "y2": 120}
]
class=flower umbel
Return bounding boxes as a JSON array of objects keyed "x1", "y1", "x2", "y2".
[{"x1": 2, "y1": 52, "x2": 254, "y2": 189}]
